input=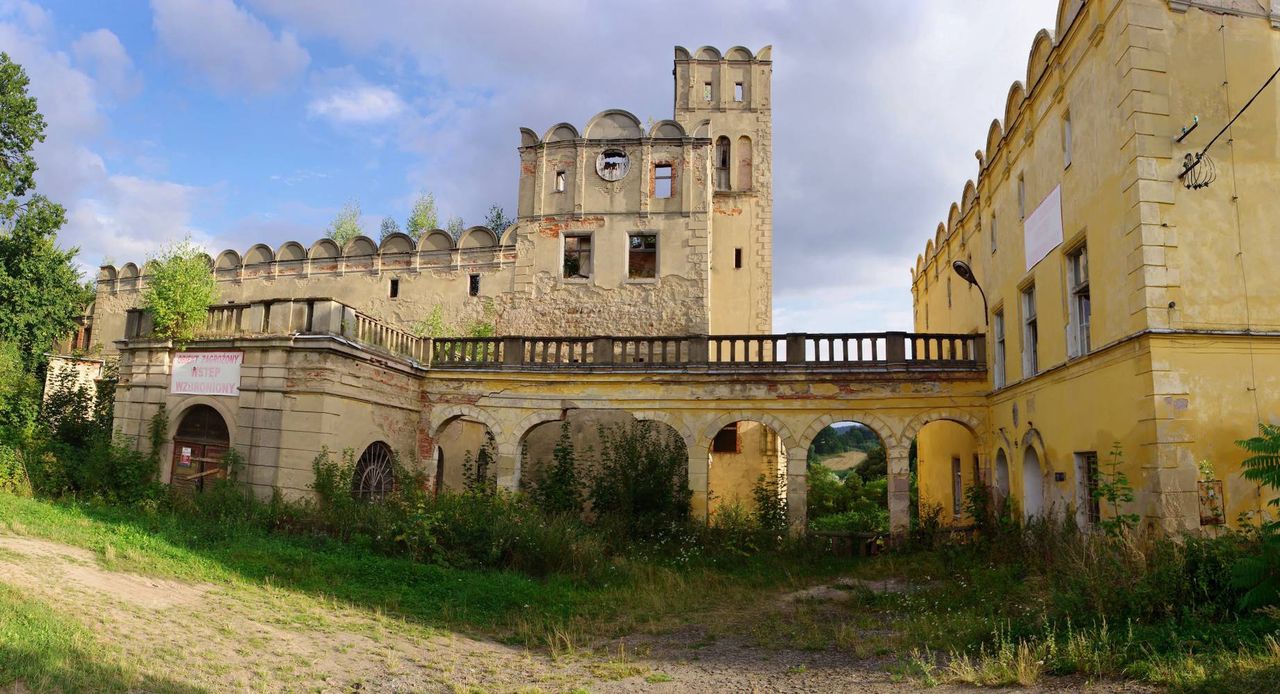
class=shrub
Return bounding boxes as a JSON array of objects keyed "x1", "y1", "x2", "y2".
[
  {"x1": 141, "y1": 238, "x2": 217, "y2": 344},
  {"x1": 588, "y1": 421, "x2": 690, "y2": 539},
  {"x1": 0, "y1": 444, "x2": 31, "y2": 496},
  {"x1": 751, "y1": 473, "x2": 788, "y2": 534},
  {"x1": 526, "y1": 423, "x2": 584, "y2": 517},
  {"x1": 1233, "y1": 423, "x2": 1280, "y2": 608}
]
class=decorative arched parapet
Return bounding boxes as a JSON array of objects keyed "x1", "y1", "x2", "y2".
[
  {"x1": 498, "y1": 222, "x2": 518, "y2": 246},
  {"x1": 519, "y1": 127, "x2": 540, "y2": 148},
  {"x1": 961, "y1": 180, "x2": 978, "y2": 215},
  {"x1": 755, "y1": 45, "x2": 772, "y2": 61},
  {"x1": 379, "y1": 232, "x2": 415, "y2": 255},
  {"x1": 795, "y1": 411, "x2": 899, "y2": 453},
  {"x1": 725, "y1": 46, "x2": 753, "y2": 61},
  {"x1": 984, "y1": 120, "x2": 1004, "y2": 170},
  {"x1": 458, "y1": 226, "x2": 499, "y2": 250},
  {"x1": 418, "y1": 229, "x2": 455, "y2": 253},
  {"x1": 244, "y1": 244, "x2": 274, "y2": 265},
  {"x1": 342, "y1": 236, "x2": 377, "y2": 257},
  {"x1": 946, "y1": 204, "x2": 961, "y2": 238},
  {"x1": 1004, "y1": 81, "x2": 1026, "y2": 134},
  {"x1": 584, "y1": 109, "x2": 644, "y2": 139},
  {"x1": 98, "y1": 265, "x2": 117, "y2": 283},
  {"x1": 933, "y1": 224, "x2": 946, "y2": 256},
  {"x1": 694, "y1": 410, "x2": 801, "y2": 454},
  {"x1": 648, "y1": 119, "x2": 686, "y2": 139},
  {"x1": 674, "y1": 45, "x2": 691, "y2": 61},
  {"x1": 542, "y1": 122, "x2": 580, "y2": 143},
  {"x1": 1056, "y1": 0, "x2": 1085, "y2": 40},
  {"x1": 1026, "y1": 29, "x2": 1055, "y2": 91},
  {"x1": 276, "y1": 241, "x2": 306, "y2": 262},
  {"x1": 693, "y1": 46, "x2": 721, "y2": 61}
]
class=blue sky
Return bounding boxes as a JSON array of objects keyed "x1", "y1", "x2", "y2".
[{"x1": 2, "y1": 0, "x2": 1058, "y2": 333}]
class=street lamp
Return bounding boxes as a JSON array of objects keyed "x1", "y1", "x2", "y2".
[{"x1": 951, "y1": 260, "x2": 989, "y2": 326}]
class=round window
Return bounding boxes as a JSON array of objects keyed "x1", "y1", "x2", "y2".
[{"x1": 595, "y1": 149, "x2": 630, "y2": 181}]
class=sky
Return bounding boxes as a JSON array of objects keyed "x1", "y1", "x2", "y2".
[{"x1": 1, "y1": 0, "x2": 1060, "y2": 333}]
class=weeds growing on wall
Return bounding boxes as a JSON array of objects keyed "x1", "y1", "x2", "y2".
[{"x1": 526, "y1": 423, "x2": 584, "y2": 517}]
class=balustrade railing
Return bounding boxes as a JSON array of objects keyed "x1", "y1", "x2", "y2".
[{"x1": 123, "y1": 301, "x2": 985, "y2": 373}]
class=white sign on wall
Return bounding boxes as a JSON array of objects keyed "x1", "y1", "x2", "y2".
[
  {"x1": 1024, "y1": 184, "x2": 1064, "y2": 271},
  {"x1": 171, "y1": 351, "x2": 242, "y2": 396}
]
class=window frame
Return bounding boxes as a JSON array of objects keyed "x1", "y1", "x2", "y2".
[
  {"x1": 653, "y1": 163, "x2": 674, "y2": 199},
  {"x1": 626, "y1": 232, "x2": 658, "y2": 281},
  {"x1": 1021, "y1": 283, "x2": 1038, "y2": 377},
  {"x1": 712, "y1": 423, "x2": 740, "y2": 453},
  {"x1": 1066, "y1": 244, "x2": 1091, "y2": 358},
  {"x1": 993, "y1": 308, "x2": 1007, "y2": 388},
  {"x1": 990, "y1": 214, "x2": 998, "y2": 254},
  {"x1": 1062, "y1": 111, "x2": 1073, "y2": 169},
  {"x1": 554, "y1": 170, "x2": 566, "y2": 193},
  {"x1": 734, "y1": 82, "x2": 744, "y2": 102},
  {"x1": 1017, "y1": 174, "x2": 1027, "y2": 220},
  {"x1": 562, "y1": 233, "x2": 593, "y2": 280},
  {"x1": 952, "y1": 456, "x2": 963, "y2": 517}
]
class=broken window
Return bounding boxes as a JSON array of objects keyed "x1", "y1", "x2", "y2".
[
  {"x1": 653, "y1": 164, "x2": 673, "y2": 198},
  {"x1": 628, "y1": 233, "x2": 657, "y2": 279},
  {"x1": 736, "y1": 135, "x2": 752, "y2": 190},
  {"x1": 712, "y1": 423, "x2": 739, "y2": 453},
  {"x1": 734, "y1": 247, "x2": 742, "y2": 269},
  {"x1": 734, "y1": 82, "x2": 744, "y2": 102},
  {"x1": 703, "y1": 81, "x2": 713, "y2": 102},
  {"x1": 389, "y1": 278, "x2": 399, "y2": 299},
  {"x1": 563, "y1": 234, "x2": 592, "y2": 279},
  {"x1": 554, "y1": 170, "x2": 566, "y2": 192},
  {"x1": 469, "y1": 274, "x2": 480, "y2": 297},
  {"x1": 714, "y1": 136, "x2": 730, "y2": 192}
]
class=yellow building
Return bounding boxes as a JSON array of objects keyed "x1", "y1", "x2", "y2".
[{"x1": 913, "y1": 0, "x2": 1280, "y2": 532}]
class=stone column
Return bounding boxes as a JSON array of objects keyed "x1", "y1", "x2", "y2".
[
  {"x1": 888, "y1": 445, "x2": 912, "y2": 537},
  {"x1": 688, "y1": 447, "x2": 709, "y2": 522},
  {"x1": 495, "y1": 442, "x2": 519, "y2": 492},
  {"x1": 786, "y1": 446, "x2": 809, "y2": 534}
]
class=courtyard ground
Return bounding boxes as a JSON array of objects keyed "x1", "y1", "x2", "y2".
[{"x1": 0, "y1": 494, "x2": 1266, "y2": 692}]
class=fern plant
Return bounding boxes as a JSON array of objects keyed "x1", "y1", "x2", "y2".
[{"x1": 1233, "y1": 423, "x2": 1280, "y2": 608}]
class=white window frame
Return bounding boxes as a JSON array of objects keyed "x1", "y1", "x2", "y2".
[
  {"x1": 993, "y1": 310, "x2": 1007, "y2": 388},
  {"x1": 1066, "y1": 245, "x2": 1091, "y2": 358},
  {"x1": 1022, "y1": 284, "x2": 1038, "y2": 377}
]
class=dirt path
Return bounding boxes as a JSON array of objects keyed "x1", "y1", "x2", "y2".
[{"x1": 0, "y1": 534, "x2": 1149, "y2": 692}]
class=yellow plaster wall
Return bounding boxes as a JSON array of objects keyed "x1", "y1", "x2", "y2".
[
  {"x1": 916, "y1": 420, "x2": 979, "y2": 524},
  {"x1": 708, "y1": 420, "x2": 785, "y2": 514}
]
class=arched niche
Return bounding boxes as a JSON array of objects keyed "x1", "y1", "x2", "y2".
[
  {"x1": 649, "y1": 120, "x2": 686, "y2": 139},
  {"x1": 543, "y1": 123, "x2": 580, "y2": 143},
  {"x1": 458, "y1": 226, "x2": 498, "y2": 250},
  {"x1": 584, "y1": 110, "x2": 643, "y2": 140},
  {"x1": 1027, "y1": 29, "x2": 1054, "y2": 90},
  {"x1": 309, "y1": 239, "x2": 340, "y2": 260},
  {"x1": 214, "y1": 252, "x2": 240, "y2": 272},
  {"x1": 1004, "y1": 81, "x2": 1026, "y2": 131},
  {"x1": 343, "y1": 236, "x2": 377, "y2": 257},
  {"x1": 379, "y1": 232, "x2": 415, "y2": 254},
  {"x1": 725, "y1": 46, "x2": 753, "y2": 61},
  {"x1": 244, "y1": 244, "x2": 274, "y2": 265},
  {"x1": 694, "y1": 46, "x2": 721, "y2": 61},
  {"x1": 419, "y1": 229, "x2": 454, "y2": 252},
  {"x1": 99, "y1": 265, "x2": 117, "y2": 282},
  {"x1": 119, "y1": 262, "x2": 139, "y2": 279},
  {"x1": 276, "y1": 242, "x2": 306, "y2": 262},
  {"x1": 519, "y1": 127, "x2": 540, "y2": 147}
]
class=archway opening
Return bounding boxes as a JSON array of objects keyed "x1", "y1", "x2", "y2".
[
  {"x1": 171, "y1": 404, "x2": 231, "y2": 491},
  {"x1": 707, "y1": 419, "x2": 787, "y2": 521},
  {"x1": 806, "y1": 421, "x2": 887, "y2": 535},
  {"x1": 915, "y1": 419, "x2": 981, "y2": 527},
  {"x1": 1022, "y1": 446, "x2": 1045, "y2": 520},
  {"x1": 434, "y1": 417, "x2": 496, "y2": 492},
  {"x1": 352, "y1": 441, "x2": 395, "y2": 502},
  {"x1": 994, "y1": 448, "x2": 1011, "y2": 513}
]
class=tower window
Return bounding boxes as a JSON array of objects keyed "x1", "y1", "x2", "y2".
[
  {"x1": 1022, "y1": 283, "x2": 1038, "y2": 376},
  {"x1": 1063, "y1": 112, "x2": 1073, "y2": 168},
  {"x1": 389, "y1": 278, "x2": 399, "y2": 299},
  {"x1": 468, "y1": 274, "x2": 480, "y2": 296},
  {"x1": 554, "y1": 170, "x2": 566, "y2": 192},
  {"x1": 712, "y1": 423, "x2": 739, "y2": 453},
  {"x1": 734, "y1": 82, "x2": 744, "y2": 101},
  {"x1": 563, "y1": 234, "x2": 592, "y2": 279},
  {"x1": 628, "y1": 233, "x2": 657, "y2": 279},
  {"x1": 734, "y1": 247, "x2": 743, "y2": 269},
  {"x1": 703, "y1": 82, "x2": 712, "y2": 102},
  {"x1": 1018, "y1": 174, "x2": 1027, "y2": 220},
  {"x1": 653, "y1": 164, "x2": 673, "y2": 198},
  {"x1": 714, "y1": 137, "x2": 730, "y2": 192}
]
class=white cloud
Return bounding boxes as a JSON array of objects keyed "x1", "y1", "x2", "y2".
[
  {"x1": 71, "y1": 28, "x2": 140, "y2": 99},
  {"x1": 307, "y1": 85, "x2": 405, "y2": 124},
  {"x1": 151, "y1": 0, "x2": 309, "y2": 94}
]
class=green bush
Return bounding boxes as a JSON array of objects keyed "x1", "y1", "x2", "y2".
[
  {"x1": 526, "y1": 423, "x2": 583, "y2": 517},
  {"x1": 0, "y1": 444, "x2": 31, "y2": 496},
  {"x1": 588, "y1": 420, "x2": 691, "y2": 539},
  {"x1": 806, "y1": 463, "x2": 889, "y2": 534}
]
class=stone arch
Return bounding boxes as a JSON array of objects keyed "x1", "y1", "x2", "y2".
[
  {"x1": 1027, "y1": 29, "x2": 1054, "y2": 91},
  {"x1": 798, "y1": 411, "x2": 897, "y2": 453},
  {"x1": 674, "y1": 46, "x2": 691, "y2": 61},
  {"x1": 119, "y1": 262, "x2": 140, "y2": 279},
  {"x1": 166, "y1": 397, "x2": 240, "y2": 485},
  {"x1": 351, "y1": 441, "x2": 395, "y2": 501},
  {"x1": 697, "y1": 411, "x2": 800, "y2": 455},
  {"x1": 962, "y1": 180, "x2": 978, "y2": 215},
  {"x1": 418, "y1": 229, "x2": 454, "y2": 252},
  {"x1": 924, "y1": 239, "x2": 934, "y2": 262},
  {"x1": 900, "y1": 410, "x2": 984, "y2": 446},
  {"x1": 694, "y1": 46, "x2": 721, "y2": 61},
  {"x1": 343, "y1": 236, "x2": 377, "y2": 257},
  {"x1": 725, "y1": 46, "x2": 753, "y2": 61},
  {"x1": 994, "y1": 446, "x2": 1011, "y2": 505},
  {"x1": 629, "y1": 410, "x2": 697, "y2": 453},
  {"x1": 946, "y1": 203, "x2": 961, "y2": 238},
  {"x1": 584, "y1": 109, "x2": 643, "y2": 139},
  {"x1": 244, "y1": 244, "x2": 273, "y2": 265},
  {"x1": 1056, "y1": 0, "x2": 1085, "y2": 40},
  {"x1": 429, "y1": 404, "x2": 504, "y2": 443},
  {"x1": 934, "y1": 223, "x2": 946, "y2": 254},
  {"x1": 309, "y1": 239, "x2": 340, "y2": 259},
  {"x1": 1022, "y1": 445, "x2": 1046, "y2": 519},
  {"x1": 508, "y1": 409, "x2": 565, "y2": 449},
  {"x1": 458, "y1": 226, "x2": 498, "y2": 249},
  {"x1": 756, "y1": 45, "x2": 772, "y2": 61},
  {"x1": 498, "y1": 222, "x2": 518, "y2": 246},
  {"x1": 379, "y1": 232, "x2": 415, "y2": 254},
  {"x1": 98, "y1": 265, "x2": 117, "y2": 282},
  {"x1": 984, "y1": 119, "x2": 1004, "y2": 167},
  {"x1": 276, "y1": 241, "x2": 305, "y2": 262},
  {"x1": 1004, "y1": 81, "x2": 1026, "y2": 131},
  {"x1": 519, "y1": 127, "x2": 540, "y2": 147},
  {"x1": 431, "y1": 406, "x2": 502, "y2": 493}
]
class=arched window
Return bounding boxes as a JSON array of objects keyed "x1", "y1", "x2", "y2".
[
  {"x1": 352, "y1": 442, "x2": 395, "y2": 502},
  {"x1": 736, "y1": 135, "x2": 752, "y2": 191},
  {"x1": 715, "y1": 136, "x2": 731, "y2": 191}
]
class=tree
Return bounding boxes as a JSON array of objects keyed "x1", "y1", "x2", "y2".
[
  {"x1": 141, "y1": 238, "x2": 217, "y2": 344},
  {"x1": 379, "y1": 216, "x2": 402, "y2": 240},
  {"x1": 405, "y1": 192, "x2": 437, "y2": 240},
  {"x1": 325, "y1": 200, "x2": 363, "y2": 247},
  {"x1": 483, "y1": 204, "x2": 513, "y2": 235},
  {"x1": 445, "y1": 215, "x2": 465, "y2": 239},
  {"x1": 0, "y1": 53, "x2": 93, "y2": 371}
]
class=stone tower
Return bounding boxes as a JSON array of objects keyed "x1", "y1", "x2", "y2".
[{"x1": 673, "y1": 45, "x2": 773, "y2": 334}]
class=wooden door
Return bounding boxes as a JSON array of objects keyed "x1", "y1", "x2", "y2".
[{"x1": 171, "y1": 441, "x2": 203, "y2": 491}]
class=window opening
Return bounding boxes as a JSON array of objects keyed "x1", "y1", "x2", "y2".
[
  {"x1": 1018, "y1": 174, "x2": 1027, "y2": 219},
  {"x1": 628, "y1": 233, "x2": 657, "y2": 279},
  {"x1": 703, "y1": 81, "x2": 713, "y2": 102},
  {"x1": 714, "y1": 137, "x2": 730, "y2": 191},
  {"x1": 712, "y1": 423, "x2": 739, "y2": 453},
  {"x1": 352, "y1": 442, "x2": 395, "y2": 502},
  {"x1": 734, "y1": 82, "x2": 744, "y2": 101},
  {"x1": 1063, "y1": 112, "x2": 1073, "y2": 168},
  {"x1": 947, "y1": 277, "x2": 952, "y2": 308},
  {"x1": 554, "y1": 170, "x2": 566, "y2": 192},
  {"x1": 468, "y1": 274, "x2": 480, "y2": 296},
  {"x1": 1022, "y1": 284, "x2": 1038, "y2": 376},
  {"x1": 653, "y1": 164, "x2": 673, "y2": 198},
  {"x1": 389, "y1": 278, "x2": 399, "y2": 299},
  {"x1": 952, "y1": 457, "x2": 963, "y2": 517},
  {"x1": 734, "y1": 247, "x2": 743, "y2": 269},
  {"x1": 994, "y1": 310, "x2": 1007, "y2": 388},
  {"x1": 991, "y1": 214, "x2": 998, "y2": 254},
  {"x1": 1068, "y1": 245, "x2": 1091, "y2": 357},
  {"x1": 563, "y1": 234, "x2": 592, "y2": 279}
]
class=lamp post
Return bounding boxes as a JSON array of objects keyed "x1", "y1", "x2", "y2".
[{"x1": 951, "y1": 260, "x2": 989, "y2": 326}]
